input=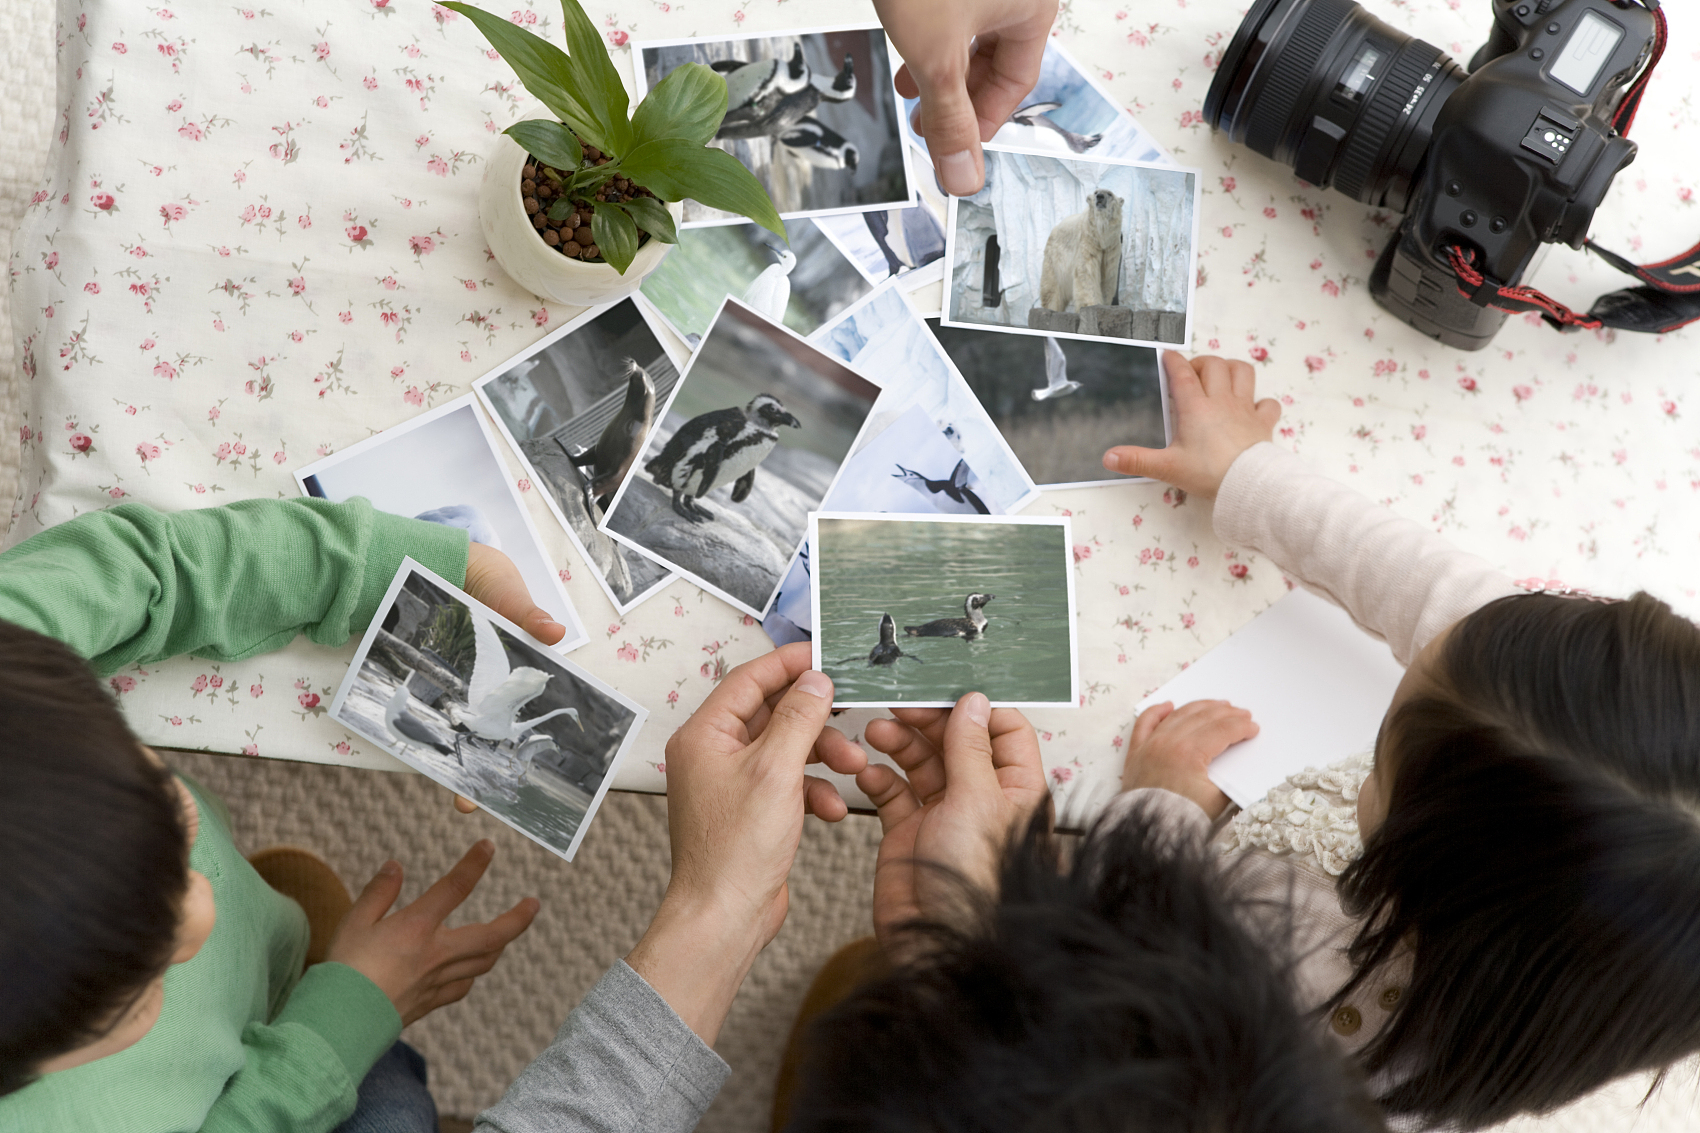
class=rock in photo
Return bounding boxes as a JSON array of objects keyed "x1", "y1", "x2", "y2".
[
  {"x1": 475, "y1": 300, "x2": 679, "y2": 613},
  {"x1": 944, "y1": 147, "x2": 1199, "y2": 348},
  {"x1": 599, "y1": 298, "x2": 881, "y2": 618},
  {"x1": 634, "y1": 26, "x2": 911, "y2": 224},
  {"x1": 812, "y1": 513, "x2": 1077, "y2": 707},
  {"x1": 331, "y1": 562, "x2": 645, "y2": 862},
  {"x1": 925, "y1": 318, "x2": 1169, "y2": 488}
]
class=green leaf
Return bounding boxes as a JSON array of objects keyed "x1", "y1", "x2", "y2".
[
  {"x1": 619, "y1": 195, "x2": 677, "y2": 243},
  {"x1": 618, "y1": 140, "x2": 785, "y2": 238},
  {"x1": 504, "y1": 119, "x2": 583, "y2": 173},
  {"x1": 547, "y1": 196, "x2": 578, "y2": 223},
  {"x1": 439, "y1": 2, "x2": 616, "y2": 154},
  {"x1": 557, "y1": 0, "x2": 633, "y2": 156},
  {"x1": 591, "y1": 202, "x2": 641, "y2": 274},
  {"x1": 630, "y1": 62, "x2": 727, "y2": 149}
]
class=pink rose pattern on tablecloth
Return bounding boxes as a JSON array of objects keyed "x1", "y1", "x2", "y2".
[{"x1": 7, "y1": 0, "x2": 1697, "y2": 807}]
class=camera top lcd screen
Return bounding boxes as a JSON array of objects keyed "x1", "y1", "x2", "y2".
[{"x1": 1550, "y1": 11, "x2": 1625, "y2": 97}]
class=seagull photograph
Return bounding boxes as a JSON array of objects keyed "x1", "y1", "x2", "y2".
[
  {"x1": 333, "y1": 567, "x2": 646, "y2": 862},
  {"x1": 599, "y1": 298, "x2": 881, "y2": 619},
  {"x1": 637, "y1": 28, "x2": 911, "y2": 223}
]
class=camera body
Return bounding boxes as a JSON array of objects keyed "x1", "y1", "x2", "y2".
[{"x1": 1207, "y1": 0, "x2": 1659, "y2": 350}]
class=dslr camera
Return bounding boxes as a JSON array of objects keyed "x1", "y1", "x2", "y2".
[{"x1": 1205, "y1": 0, "x2": 1663, "y2": 350}]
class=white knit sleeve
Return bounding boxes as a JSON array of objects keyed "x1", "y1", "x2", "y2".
[{"x1": 1211, "y1": 443, "x2": 1521, "y2": 666}]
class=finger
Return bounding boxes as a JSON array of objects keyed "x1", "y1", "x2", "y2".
[
  {"x1": 938, "y1": 692, "x2": 1000, "y2": 795},
  {"x1": 858, "y1": 763, "x2": 921, "y2": 834},
  {"x1": 967, "y1": 25, "x2": 1051, "y2": 140},
  {"x1": 893, "y1": 62, "x2": 919, "y2": 101},
  {"x1": 409, "y1": 839, "x2": 495, "y2": 925},
  {"x1": 434, "y1": 949, "x2": 507, "y2": 986},
  {"x1": 803, "y1": 775, "x2": 849, "y2": 822},
  {"x1": 694, "y1": 642, "x2": 815, "y2": 739},
  {"x1": 749, "y1": 670, "x2": 835, "y2": 771},
  {"x1": 1193, "y1": 355, "x2": 1233, "y2": 398},
  {"x1": 347, "y1": 860, "x2": 404, "y2": 927},
  {"x1": 813, "y1": 725, "x2": 867, "y2": 776},
  {"x1": 867, "y1": 716, "x2": 947, "y2": 801},
  {"x1": 907, "y1": 57, "x2": 986, "y2": 195},
  {"x1": 453, "y1": 794, "x2": 478, "y2": 815},
  {"x1": 1130, "y1": 701, "x2": 1175, "y2": 747},
  {"x1": 1256, "y1": 397, "x2": 1282, "y2": 428},
  {"x1": 445, "y1": 895, "x2": 540, "y2": 956},
  {"x1": 1191, "y1": 710, "x2": 1261, "y2": 763},
  {"x1": 427, "y1": 977, "x2": 478, "y2": 1012},
  {"x1": 986, "y1": 707, "x2": 1038, "y2": 770},
  {"x1": 1103, "y1": 444, "x2": 1172, "y2": 479},
  {"x1": 464, "y1": 543, "x2": 566, "y2": 646}
]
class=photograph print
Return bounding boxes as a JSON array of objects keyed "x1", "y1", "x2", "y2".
[
  {"x1": 943, "y1": 146, "x2": 1200, "y2": 349},
  {"x1": 331, "y1": 560, "x2": 646, "y2": 862},
  {"x1": 296, "y1": 395, "x2": 589, "y2": 651},
  {"x1": 811, "y1": 512, "x2": 1077, "y2": 708},
  {"x1": 924, "y1": 318, "x2": 1169, "y2": 489},
  {"x1": 637, "y1": 216, "x2": 872, "y2": 346},
  {"x1": 599, "y1": 297, "x2": 882, "y2": 619},
  {"x1": 475, "y1": 299, "x2": 678, "y2": 614},
  {"x1": 634, "y1": 25, "x2": 912, "y2": 225},
  {"x1": 811, "y1": 170, "x2": 947, "y2": 288}
]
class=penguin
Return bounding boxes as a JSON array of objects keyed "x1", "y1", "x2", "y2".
[
  {"x1": 905, "y1": 593, "x2": 996, "y2": 639},
  {"x1": 982, "y1": 234, "x2": 1007, "y2": 308},
  {"x1": 863, "y1": 194, "x2": 945, "y2": 278},
  {"x1": 711, "y1": 44, "x2": 810, "y2": 117},
  {"x1": 777, "y1": 118, "x2": 859, "y2": 172},
  {"x1": 566, "y1": 359, "x2": 655, "y2": 515},
  {"x1": 1007, "y1": 101, "x2": 1104, "y2": 154},
  {"x1": 1031, "y1": 337, "x2": 1082, "y2": 401},
  {"x1": 868, "y1": 614, "x2": 922, "y2": 666},
  {"x1": 892, "y1": 459, "x2": 990, "y2": 515},
  {"x1": 716, "y1": 48, "x2": 857, "y2": 167},
  {"x1": 644, "y1": 392, "x2": 802, "y2": 523}
]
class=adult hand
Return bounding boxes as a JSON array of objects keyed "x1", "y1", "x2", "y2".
[
  {"x1": 1102, "y1": 352, "x2": 1282, "y2": 498},
  {"x1": 1121, "y1": 699, "x2": 1259, "y2": 820},
  {"x1": 874, "y1": 0, "x2": 1058, "y2": 196},
  {"x1": 326, "y1": 839, "x2": 539, "y2": 1026},
  {"x1": 857, "y1": 693, "x2": 1049, "y2": 947},
  {"x1": 465, "y1": 540, "x2": 565, "y2": 646},
  {"x1": 625, "y1": 642, "x2": 866, "y2": 1043}
]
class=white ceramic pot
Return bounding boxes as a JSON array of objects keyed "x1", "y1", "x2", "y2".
[{"x1": 478, "y1": 127, "x2": 682, "y2": 307}]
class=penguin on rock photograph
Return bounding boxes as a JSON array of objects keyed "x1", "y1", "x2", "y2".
[{"x1": 598, "y1": 298, "x2": 881, "y2": 620}]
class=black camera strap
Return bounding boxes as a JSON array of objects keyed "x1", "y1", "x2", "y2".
[{"x1": 1441, "y1": 2, "x2": 1699, "y2": 336}]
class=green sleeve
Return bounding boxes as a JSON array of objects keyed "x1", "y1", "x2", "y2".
[
  {"x1": 0, "y1": 498, "x2": 469, "y2": 676},
  {"x1": 195, "y1": 964, "x2": 403, "y2": 1133}
]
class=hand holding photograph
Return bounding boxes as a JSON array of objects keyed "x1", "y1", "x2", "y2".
[
  {"x1": 811, "y1": 513, "x2": 1077, "y2": 708},
  {"x1": 598, "y1": 297, "x2": 881, "y2": 619},
  {"x1": 943, "y1": 146, "x2": 1201, "y2": 349},
  {"x1": 330, "y1": 560, "x2": 646, "y2": 862}
]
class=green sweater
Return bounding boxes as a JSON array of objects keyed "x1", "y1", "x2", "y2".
[{"x1": 0, "y1": 498, "x2": 470, "y2": 1133}]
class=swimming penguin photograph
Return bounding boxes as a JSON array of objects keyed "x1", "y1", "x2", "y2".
[
  {"x1": 633, "y1": 25, "x2": 913, "y2": 225},
  {"x1": 636, "y1": 216, "x2": 871, "y2": 346},
  {"x1": 811, "y1": 512, "x2": 1078, "y2": 708},
  {"x1": 474, "y1": 299, "x2": 683, "y2": 615},
  {"x1": 924, "y1": 318, "x2": 1171, "y2": 489},
  {"x1": 598, "y1": 297, "x2": 882, "y2": 620},
  {"x1": 330, "y1": 560, "x2": 646, "y2": 862},
  {"x1": 295, "y1": 394, "x2": 589, "y2": 651}
]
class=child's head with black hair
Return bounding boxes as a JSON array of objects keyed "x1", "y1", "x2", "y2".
[
  {"x1": 785, "y1": 799, "x2": 1385, "y2": 1133},
  {"x1": 1339, "y1": 590, "x2": 1700, "y2": 1128},
  {"x1": 0, "y1": 623, "x2": 215, "y2": 1096}
]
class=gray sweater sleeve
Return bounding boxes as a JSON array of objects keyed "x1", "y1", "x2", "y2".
[{"x1": 475, "y1": 960, "x2": 731, "y2": 1133}]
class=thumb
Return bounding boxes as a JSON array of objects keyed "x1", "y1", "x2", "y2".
[
  {"x1": 753, "y1": 670, "x2": 835, "y2": 769},
  {"x1": 464, "y1": 542, "x2": 566, "y2": 645},
  {"x1": 1255, "y1": 397, "x2": 1282, "y2": 429},
  {"x1": 910, "y1": 65, "x2": 985, "y2": 196},
  {"x1": 939, "y1": 692, "x2": 1000, "y2": 795},
  {"x1": 348, "y1": 860, "x2": 403, "y2": 928}
]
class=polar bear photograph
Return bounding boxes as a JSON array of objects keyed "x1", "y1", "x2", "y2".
[{"x1": 943, "y1": 148, "x2": 1198, "y2": 347}]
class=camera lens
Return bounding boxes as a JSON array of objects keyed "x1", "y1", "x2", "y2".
[{"x1": 1205, "y1": 0, "x2": 1465, "y2": 211}]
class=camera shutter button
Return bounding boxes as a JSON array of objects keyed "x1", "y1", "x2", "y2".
[
  {"x1": 1460, "y1": 211, "x2": 1479, "y2": 228},
  {"x1": 1490, "y1": 217, "x2": 1508, "y2": 234},
  {"x1": 1446, "y1": 181, "x2": 1464, "y2": 198}
]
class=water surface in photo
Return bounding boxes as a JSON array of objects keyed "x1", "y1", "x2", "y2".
[{"x1": 817, "y1": 518, "x2": 1072, "y2": 704}]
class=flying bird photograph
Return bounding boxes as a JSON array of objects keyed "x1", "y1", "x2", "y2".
[
  {"x1": 811, "y1": 512, "x2": 1077, "y2": 708},
  {"x1": 331, "y1": 562, "x2": 646, "y2": 862},
  {"x1": 633, "y1": 26, "x2": 912, "y2": 224},
  {"x1": 475, "y1": 299, "x2": 681, "y2": 614},
  {"x1": 599, "y1": 298, "x2": 880, "y2": 620}
]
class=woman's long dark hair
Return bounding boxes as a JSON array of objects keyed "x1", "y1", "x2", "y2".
[
  {"x1": 1334, "y1": 591, "x2": 1700, "y2": 1128},
  {"x1": 0, "y1": 623, "x2": 189, "y2": 1095}
]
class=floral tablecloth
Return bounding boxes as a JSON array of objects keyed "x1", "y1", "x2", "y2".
[{"x1": 8, "y1": 0, "x2": 1698, "y2": 804}]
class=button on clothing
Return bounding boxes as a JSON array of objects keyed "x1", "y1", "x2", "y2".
[
  {"x1": 1380, "y1": 987, "x2": 1404, "y2": 1010},
  {"x1": 1332, "y1": 1006, "x2": 1364, "y2": 1036}
]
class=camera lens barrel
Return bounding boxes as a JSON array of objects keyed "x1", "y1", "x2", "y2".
[{"x1": 1206, "y1": 0, "x2": 1464, "y2": 211}]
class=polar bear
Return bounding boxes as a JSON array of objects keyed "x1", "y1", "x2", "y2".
[{"x1": 1038, "y1": 189, "x2": 1124, "y2": 313}]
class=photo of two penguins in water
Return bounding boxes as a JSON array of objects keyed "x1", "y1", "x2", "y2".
[{"x1": 852, "y1": 594, "x2": 999, "y2": 668}]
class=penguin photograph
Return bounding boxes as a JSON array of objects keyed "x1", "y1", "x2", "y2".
[
  {"x1": 810, "y1": 512, "x2": 1077, "y2": 708},
  {"x1": 598, "y1": 298, "x2": 881, "y2": 620},
  {"x1": 474, "y1": 299, "x2": 682, "y2": 613},
  {"x1": 925, "y1": 317, "x2": 1171, "y2": 489},
  {"x1": 331, "y1": 564, "x2": 646, "y2": 862},
  {"x1": 634, "y1": 26, "x2": 912, "y2": 224}
]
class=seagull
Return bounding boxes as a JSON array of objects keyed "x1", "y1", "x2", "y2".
[
  {"x1": 1032, "y1": 337, "x2": 1082, "y2": 401},
  {"x1": 445, "y1": 610, "x2": 585, "y2": 746},
  {"x1": 1007, "y1": 101, "x2": 1103, "y2": 154},
  {"x1": 741, "y1": 249, "x2": 797, "y2": 322},
  {"x1": 892, "y1": 459, "x2": 990, "y2": 515},
  {"x1": 384, "y1": 668, "x2": 464, "y2": 762}
]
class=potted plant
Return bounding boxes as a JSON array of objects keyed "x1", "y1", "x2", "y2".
[{"x1": 445, "y1": 0, "x2": 784, "y2": 306}]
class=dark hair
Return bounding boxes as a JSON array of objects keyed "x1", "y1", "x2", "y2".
[
  {"x1": 0, "y1": 623, "x2": 189, "y2": 1096},
  {"x1": 786, "y1": 800, "x2": 1385, "y2": 1133},
  {"x1": 1336, "y1": 591, "x2": 1700, "y2": 1128}
]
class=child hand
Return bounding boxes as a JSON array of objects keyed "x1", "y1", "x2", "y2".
[
  {"x1": 1103, "y1": 352, "x2": 1281, "y2": 499},
  {"x1": 465, "y1": 541, "x2": 565, "y2": 646},
  {"x1": 327, "y1": 840, "x2": 539, "y2": 1026},
  {"x1": 1121, "y1": 699, "x2": 1259, "y2": 820}
]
